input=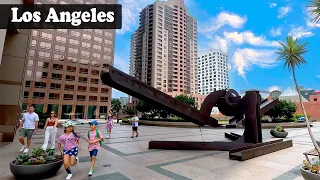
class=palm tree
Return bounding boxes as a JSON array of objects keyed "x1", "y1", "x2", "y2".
[
  {"x1": 276, "y1": 36, "x2": 320, "y2": 154},
  {"x1": 309, "y1": 0, "x2": 320, "y2": 24}
]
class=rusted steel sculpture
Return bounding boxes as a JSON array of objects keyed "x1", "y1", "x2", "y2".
[{"x1": 100, "y1": 65, "x2": 292, "y2": 160}]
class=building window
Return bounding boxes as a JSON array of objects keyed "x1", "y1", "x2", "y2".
[
  {"x1": 90, "y1": 87, "x2": 98, "y2": 93},
  {"x1": 56, "y1": 29, "x2": 67, "y2": 33},
  {"x1": 64, "y1": 84, "x2": 75, "y2": 91},
  {"x1": 36, "y1": 71, "x2": 48, "y2": 78},
  {"x1": 40, "y1": 41, "x2": 51, "y2": 49},
  {"x1": 78, "y1": 86, "x2": 87, "y2": 92},
  {"x1": 49, "y1": 93, "x2": 60, "y2": 100},
  {"x1": 81, "y1": 42, "x2": 91, "y2": 48},
  {"x1": 69, "y1": 39, "x2": 79, "y2": 45},
  {"x1": 100, "y1": 97, "x2": 108, "y2": 102},
  {"x1": 77, "y1": 95, "x2": 86, "y2": 101},
  {"x1": 80, "y1": 68, "x2": 88, "y2": 74},
  {"x1": 89, "y1": 96, "x2": 98, "y2": 102},
  {"x1": 78, "y1": 77, "x2": 88, "y2": 83},
  {"x1": 34, "y1": 82, "x2": 46, "y2": 88},
  {"x1": 51, "y1": 73, "x2": 62, "y2": 80},
  {"x1": 65, "y1": 75, "x2": 75, "y2": 82},
  {"x1": 39, "y1": 51, "x2": 51, "y2": 58},
  {"x1": 68, "y1": 48, "x2": 78, "y2": 54},
  {"x1": 26, "y1": 70, "x2": 32, "y2": 77},
  {"x1": 63, "y1": 94, "x2": 73, "y2": 100},
  {"x1": 83, "y1": 34, "x2": 91, "y2": 40},
  {"x1": 91, "y1": 70, "x2": 99, "y2": 75},
  {"x1": 315, "y1": 98, "x2": 318, "y2": 101},
  {"x1": 50, "y1": 83, "x2": 61, "y2": 90},
  {"x1": 53, "y1": 64, "x2": 63, "y2": 70},
  {"x1": 70, "y1": 30, "x2": 80, "y2": 37},
  {"x1": 33, "y1": 92, "x2": 45, "y2": 99},
  {"x1": 55, "y1": 45, "x2": 66, "y2": 52},
  {"x1": 101, "y1": 88, "x2": 109, "y2": 94},
  {"x1": 90, "y1": 78, "x2": 99, "y2": 84},
  {"x1": 25, "y1": 81, "x2": 31, "y2": 87},
  {"x1": 66, "y1": 66, "x2": 76, "y2": 72},
  {"x1": 24, "y1": 91, "x2": 29, "y2": 98},
  {"x1": 41, "y1": 32, "x2": 52, "y2": 40},
  {"x1": 56, "y1": 36, "x2": 66, "y2": 43}
]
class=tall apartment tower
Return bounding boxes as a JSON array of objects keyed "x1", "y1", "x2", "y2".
[
  {"x1": 129, "y1": 0, "x2": 198, "y2": 95},
  {"x1": 198, "y1": 50, "x2": 229, "y2": 95},
  {"x1": 23, "y1": 0, "x2": 117, "y2": 119}
]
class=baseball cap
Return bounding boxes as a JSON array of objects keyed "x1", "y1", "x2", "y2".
[
  {"x1": 64, "y1": 121, "x2": 75, "y2": 127},
  {"x1": 89, "y1": 120, "x2": 99, "y2": 126}
]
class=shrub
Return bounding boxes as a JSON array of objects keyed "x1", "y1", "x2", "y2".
[
  {"x1": 14, "y1": 148, "x2": 62, "y2": 166},
  {"x1": 274, "y1": 125, "x2": 285, "y2": 132}
]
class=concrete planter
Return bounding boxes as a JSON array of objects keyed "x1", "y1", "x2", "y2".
[
  {"x1": 270, "y1": 129, "x2": 288, "y2": 138},
  {"x1": 10, "y1": 159, "x2": 63, "y2": 179},
  {"x1": 301, "y1": 167, "x2": 320, "y2": 180}
]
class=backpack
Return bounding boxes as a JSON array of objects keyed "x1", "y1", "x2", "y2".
[{"x1": 87, "y1": 129, "x2": 102, "y2": 146}]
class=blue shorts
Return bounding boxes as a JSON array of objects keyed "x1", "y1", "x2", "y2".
[
  {"x1": 63, "y1": 147, "x2": 78, "y2": 156},
  {"x1": 89, "y1": 149, "x2": 98, "y2": 157}
]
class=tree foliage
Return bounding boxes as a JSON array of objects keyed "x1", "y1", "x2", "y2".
[
  {"x1": 265, "y1": 100, "x2": 297, "y2": 120},
  {"x1": 111, "y1": 99, "x2": 122, "y2": 115},
  {"x1": 174, "y1": 94, "x2": 196, "y2": 107}
]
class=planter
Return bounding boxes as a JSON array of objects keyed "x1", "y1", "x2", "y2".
[
  {"x1": 270, "y1": 129, "x2": 288, "y2": 138},
  {"x1": 300, "y1": 167, "x2": 320, "y2": 180},
  {"x1": 10, "y1": 159, "x2": 63, "y2": 179}
]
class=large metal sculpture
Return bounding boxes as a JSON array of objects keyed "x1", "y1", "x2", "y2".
[{"x1": 101, "y1": 65, "x2": 292, "y2": 161}]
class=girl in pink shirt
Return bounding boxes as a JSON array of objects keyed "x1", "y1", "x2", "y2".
[
  {"x1": 86, "y1": 120, "x2": 103, "y2": 176},
  {"x1": 58, "y1": 121, "x2": 81, "y2": 180}
]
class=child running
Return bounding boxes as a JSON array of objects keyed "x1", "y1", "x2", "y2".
[
  {"x1": 86, "y1": 120, "x2": 103, "y2": 176},
  {"x1": 105, "y1": 114, "x2": 114, "y2": 139},
  {"x1": 131, "y1": 114, "x2": 139, "y2": 138},
  {"x1": 58, "y1": 121, "x2": 80, "y2": 180}
]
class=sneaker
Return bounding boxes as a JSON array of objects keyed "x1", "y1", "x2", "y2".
[
  {"x1": 136, "y1": 134, "x2": 139, "y2": 137},
  {"x1": 75, "y1": 157, "x2": 79, "y2": 165},
  {"x1": 23, "y1": 148, "x2": 29, "y2": 153},
  {"x1": 66, "y1": 174, "x2": 73, "y2": 180},
  {"x1": 88, "y1": 169, "x2": 93, "y2": 176},
  {"x1": 20, "y1": 145, "x2": 26, "y2": 152},
  {"x1": 131, "y1": 136, "x2": 133, "y2": 138}
]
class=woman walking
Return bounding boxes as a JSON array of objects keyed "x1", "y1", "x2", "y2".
[
  {"x1": 41, "y1": 111, "x2": 58, "y2": 150},
  {"x1": 105, "y1": 114, "x2": 114, "y2": 139}
]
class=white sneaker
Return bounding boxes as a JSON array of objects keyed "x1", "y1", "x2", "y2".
[
  {"x1": 75, "y1": 157, "x2": 79, "y2": 165},
  {"x1": 66, "y1": 174, "x2": 73, "y2": 180},
  {"x1": 23, "y1": 148, "x2": 29, "y2": 153},
  {"x1": 19, "y1": 145, "x2": 26, "y2": 152}
]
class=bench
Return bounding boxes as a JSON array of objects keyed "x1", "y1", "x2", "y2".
[{"x1": 303, "y1": 149, "x2": 320, "y2": 163}]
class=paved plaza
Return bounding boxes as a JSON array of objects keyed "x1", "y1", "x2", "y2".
[{"x1": 1, "y1": 123, "x2": 319, "y2": 180}]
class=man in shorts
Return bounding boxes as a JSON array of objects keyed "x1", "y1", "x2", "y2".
[
  {"x1": 18, "y1": 105, "x2": 39, "y2": 153},
  {"x1": 131, "y1": 114, "x2": 139, "y2": 138}
]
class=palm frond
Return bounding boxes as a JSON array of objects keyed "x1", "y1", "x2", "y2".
[
  {"x1": 275, "y1": 36, "x2": 308, "y2": 71},
  {"x1": 308, "y1": 0, "x2": 320, "y2": 25}
]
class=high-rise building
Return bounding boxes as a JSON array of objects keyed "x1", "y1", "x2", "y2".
[
  {"x1": 129, "y1": 0, "x2": 198, "y2": 95},
  {"x1": 23, "y1": 0, "x2": 117, "y2": 119},
  {"x1": 197, "y1": 50, "x2": 229, "y2": 95}
]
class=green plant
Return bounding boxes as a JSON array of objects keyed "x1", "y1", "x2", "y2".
[
  {"x1": 303, "y1": 160, "x2": 320, "y2": 174},
  {"x1": 274, "y1": 126, "x2": 285, "y2": 132},
  {"x1": 14, "y1": 147, "x2": 61, "y2": 166},
  {"x1": 31, "y1": 148, "x2": 45, "y2": 158}
]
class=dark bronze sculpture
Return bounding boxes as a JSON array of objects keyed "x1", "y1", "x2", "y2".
[{"x1": 100, "y1": 65, "x2": 292, "y2": 161}]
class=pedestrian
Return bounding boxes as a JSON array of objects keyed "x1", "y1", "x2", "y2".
[
  {"x1": 105, "y1": 114, "x2": 114, "y2": 139},
  {"x1": 131, "y1": 114, "x2": 139, "y2": 138},
  {"x1": 18, "y1": 105, "x2": 39, "y2": 153},
  {"x1": 41, "y1": 111, "x2": 58, "y2": 150},
  {"x1": 86, "y1": 120, "x2": 103, "y2": 176},
  {"x1": 58, "y1": 121, "x2": 80, "y2": 180}
]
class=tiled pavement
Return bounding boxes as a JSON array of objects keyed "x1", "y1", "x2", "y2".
[{"x1": 1, "y1": 123, "x2": 320, "y2": 180}]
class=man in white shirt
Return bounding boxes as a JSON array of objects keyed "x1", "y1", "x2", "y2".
[
  {"x1": 18, "y1": 105, "x2": 39, "y2": 153},
  {"x1": 131, "y1": 114, "x2": 139, "y2": 138}
]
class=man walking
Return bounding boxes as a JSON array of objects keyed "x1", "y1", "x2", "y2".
[
  {"x1": 18, "y1": 105, "x2": 39, "y2": 153},
  {"x1": 131, "y1": 114, "x2": 139, "y2": 138}
]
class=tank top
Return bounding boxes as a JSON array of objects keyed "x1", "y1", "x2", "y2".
[{"x1": 47, "y1": 118, "x2": 56, "y2": 126}]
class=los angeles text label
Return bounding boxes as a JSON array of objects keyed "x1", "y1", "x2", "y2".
[{"x1": 0, "y1": 4, "x2": 122, "y2": 29}]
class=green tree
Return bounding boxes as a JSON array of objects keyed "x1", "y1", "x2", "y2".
[
  {"x1": 309, "y1": 0, "x2": 320, "y2": 25},
  {"x1": 265, "y1": 101, "x2": 284, "y2": 120},
  {"x1": 175, "y1": 94, "x2": 196, "y2": 107},
  {"x1": 281, "y1": 100, "x2": 297, "y2": 119},
  {"x1": 276, "y1": 35, "x2": 320, "y2": 153},
  {"x1": 111, "y1": 99, "x2": 122, "y2": 118},
  {"x1": 136, "y1": 101, "x2": 152, "y2": 117},
  {"x1": 124, "y1": 108, "x2": 137, "y2": 116}
]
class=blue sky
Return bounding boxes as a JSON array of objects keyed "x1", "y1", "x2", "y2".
[{"x1": 112, "y1": 0, "x2": 320, "y2": 98}]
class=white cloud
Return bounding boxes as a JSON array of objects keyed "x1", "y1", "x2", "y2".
[
  {"x1": 317, "y1": 75, "x2": 320, "y2": 78},
  {"x1": 268, "y1": 86, "x2": 281, "y2": 92},
  {"x1": 270, "y1": 27, "x2": 281, "y2": 37},
  {"x1": 117, "y1": 0, "x2": 154, "y2": 35},
  {"x1": 232, "y1": 48, "x2": 278, "y2": 78},
  {"x1": 208, "y1": 35, "x2": 228, "y2": 53},
  {"x1": 288, "y1": 26, "x2": 313, "y2": 39},
  {"x1": 223, "y1": 31, "x2": 280, "y2": 47},
  {"x1": 278, "y1": 6, "x2": 292, "y2": 18},
  {"x1": 199, "y1": 12, "x2": 247, "y2": 34},
  {"x1": 269, "y1": 3, "x2": 277, "y2": 8},
  {"x1": 114, "y1": 55, "x2": 129, "y2": 74}
]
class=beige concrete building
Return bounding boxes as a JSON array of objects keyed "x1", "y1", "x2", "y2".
[
  {"x1": 0, "y1": 0, "x2": 33, "y2": 142},
  {"x1": 22, "y1": 0, "x2": 117, "y2": 119},
  {"x1": 129, "y1": 0, "x2": 198, "y2": 95}
]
